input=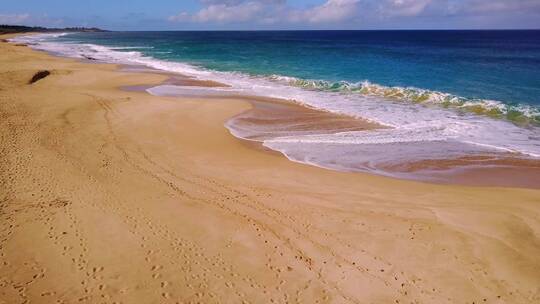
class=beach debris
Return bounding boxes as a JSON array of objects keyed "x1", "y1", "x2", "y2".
[{"x1": 29, "y1": 70, "x2": 51, "y2": 84}]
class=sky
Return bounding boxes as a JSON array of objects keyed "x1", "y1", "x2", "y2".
[{"x1": 1, "y1": 0, "x2": 540, "y2": 30}]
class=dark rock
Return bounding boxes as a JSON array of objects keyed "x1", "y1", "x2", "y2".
[{"x1": 29, "y1": 71, "x2": 51, "y2": 84}]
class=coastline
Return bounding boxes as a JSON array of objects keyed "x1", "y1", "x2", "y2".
[
  {"x1": 10, "y1": 32, "x2": 540, "y2": 187},
  {"x1": 1, "y1": 34, "x2": 539, "y2": 304},
  {"x1": 122, "y1": 60, "x2": 540, "y2": 189}
]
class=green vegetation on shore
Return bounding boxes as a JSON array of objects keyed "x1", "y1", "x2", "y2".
[{"x1": 0, "y1": 25, "x2": 106, "y2": 34}]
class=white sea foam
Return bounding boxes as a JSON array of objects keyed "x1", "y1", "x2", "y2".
[
  {"x1": 12, "y1": 33, "x2": 540, "y2": 172},
  {"x1": 146, "y1": 85, "x2": 240, "y2": 97},
  {"x1": 108, "y1": 46, "x2": 154, "y2": 50}
]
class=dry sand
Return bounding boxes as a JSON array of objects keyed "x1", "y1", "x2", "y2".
[{"x1": 1, "y1": 34, "x2": 539, "y2": 304}]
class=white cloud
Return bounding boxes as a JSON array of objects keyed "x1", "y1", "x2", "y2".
[
  {"x1": 462, "y1": 0, "x2": 540, "y2": 14},
  {"x1": 200, "y1": 0, "x2": 285, "y2": 4},
  {"x1": 169, "y1": 1, "x2": 266, "y2": 23},
  {"x1": 169, "y1": 0, "x2": 360, "y2": 25},
  {"x1": 289, "y1": 0, "x2": 360, "y2": 23},
  {"x1": 0, "y1": 13, "x2": 31, "y2": 25},
  {"x1": 372, "y1": 0, "x2": 540, "y2": 19},
  {"x1": 379, "y1": 0, "x2": 433, "y2": 17},
  {"x1": 168, "y1": 0, "x2": 540, "y2": 27}
]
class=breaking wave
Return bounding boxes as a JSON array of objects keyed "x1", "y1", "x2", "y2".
[{"x1": 269, "y1": 76, "x2": 540, "y2": 126}]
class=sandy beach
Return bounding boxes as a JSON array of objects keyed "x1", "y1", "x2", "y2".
[{"x1": 1, "y1": 34, "x2": 539, "y2": 304}]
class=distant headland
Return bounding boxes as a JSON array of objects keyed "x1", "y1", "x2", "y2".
[{"x1": 0, "y1": 25, "x2": 107, "y2": 34}]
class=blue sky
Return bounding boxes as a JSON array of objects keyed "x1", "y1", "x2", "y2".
[{"x1": 1, "y1": 0, "x2": 540, "y2": 30}]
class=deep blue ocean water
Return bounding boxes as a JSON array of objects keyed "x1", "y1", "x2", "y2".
[{"x1": 57, "y1": 30, "x2": 540, "y2": 109}]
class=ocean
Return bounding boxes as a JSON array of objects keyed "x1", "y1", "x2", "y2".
[{"x1": 12, "y1": 30, "x2": 540, "y2": 182}]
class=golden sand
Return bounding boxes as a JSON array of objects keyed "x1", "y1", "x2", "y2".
[{"x1": 1, "y1": 35, "x2": 539, "y2": 304}]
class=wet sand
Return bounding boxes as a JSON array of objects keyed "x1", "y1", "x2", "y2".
[
  {"x1": 223, "y1": 96, "x2": 540, "y2": 189},
  {"x1": 124, "y1": 66, "x2": 540, "y2": 189},
  {"x1": 1, "y1": 34, "x2": 540, "y2": 304}
]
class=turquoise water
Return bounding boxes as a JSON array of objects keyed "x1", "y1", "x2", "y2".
[{"x1": 54, "y1": 31, "x2": 540, "y2": 124}]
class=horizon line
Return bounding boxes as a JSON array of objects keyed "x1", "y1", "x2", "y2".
[{"x1": 4, "y1": 24, "x2": 540, "y2": 32}]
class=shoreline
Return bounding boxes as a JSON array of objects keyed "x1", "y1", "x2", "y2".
[
  {"x1": 115, "y1": 45, "x2": 540, "y2": 189},
  {"x1": 9, "y1": 32, "x2": 540, "y2": 189},
  {"x1": 1, "y1": 34, "x2": 540, "y2": 304}
]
